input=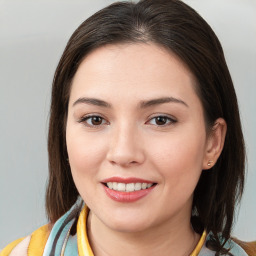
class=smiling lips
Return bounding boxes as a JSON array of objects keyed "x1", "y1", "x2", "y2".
[{"x1": 102, "y1": 177, "x2": 157, "y2": 202}]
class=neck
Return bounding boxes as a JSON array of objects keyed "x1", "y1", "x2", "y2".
[{"x1": 87, "y1": 211, "x2": 200, "y2": 256}]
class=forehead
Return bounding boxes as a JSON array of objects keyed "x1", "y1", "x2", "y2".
[{"x1": 70, "y1": 43, "x2": 198, "y2": 106}]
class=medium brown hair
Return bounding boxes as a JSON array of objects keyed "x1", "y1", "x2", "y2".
[{"x1": 46, "y1": 0, "x2": 245, "y2": 253}]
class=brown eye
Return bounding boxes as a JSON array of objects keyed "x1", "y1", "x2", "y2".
[
  {"x1": 155, "y1": 116, "x2": 168, "y2": 125},
  {"x1": 148, "y1": 115, "x2": 177, "y2": 126},
  {"x1": 91, "y1": 116, "x2": 103, "y2": 125},
  {"x1": 79, "y1": 115, "x2": 108, "y2": 127}
]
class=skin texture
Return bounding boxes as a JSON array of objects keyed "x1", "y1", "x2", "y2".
[{"x1": 66, "y1": 43, "x2": 226, "y2": 256}]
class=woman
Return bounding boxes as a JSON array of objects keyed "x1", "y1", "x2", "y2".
[{"x1": 1, "y1": 0, "x2": 255, "y2": 255}]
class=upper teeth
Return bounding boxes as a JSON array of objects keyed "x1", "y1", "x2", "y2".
[{"x1": 106, "y1": 182, "x2": 153, "y2": 192}]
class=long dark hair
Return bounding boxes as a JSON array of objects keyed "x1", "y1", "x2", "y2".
[{"x1": 46, "y1": 0, "x2": 245, "y2": 254}]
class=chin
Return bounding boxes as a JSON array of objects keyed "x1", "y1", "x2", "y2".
[
  {"x1": 100, "y1": 210, "x2": 156, "y2": 234},
  {"x1": 107, "y1": 220, "x2": 151, "y2": 233}
]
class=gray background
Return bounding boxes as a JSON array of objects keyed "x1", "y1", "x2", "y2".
[{"x1": 0, "y1": 0, "x2": 255, "y2": 248}]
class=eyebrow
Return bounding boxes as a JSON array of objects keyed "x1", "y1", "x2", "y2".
[
  {"x1": 140, "y1": 97, "x2": 188, "y2": 108},
  {"x1": 72, "y1": 96, "x2": 188, "y2": 108},
  {"x1": 73, "y1": 97, "x2": 111, "y2": 108}
]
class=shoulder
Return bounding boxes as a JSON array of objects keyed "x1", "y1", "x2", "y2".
[
  {"x1": 0, "y1": 224, "x2": 50, "y2": 256},
  {"x1": 231, "y1": 237, "x2": 256, "y2": 256}
]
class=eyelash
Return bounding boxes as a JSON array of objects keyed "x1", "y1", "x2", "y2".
[
  {"x1": 148, "y1": 115, "x2": 177, "y2": 126},
  {"x1": 78, "y1": 115, "x2": 109, "y2": 127},
  {"x1": 78, "y1": 114, "x2": 177, "y2": 128}
]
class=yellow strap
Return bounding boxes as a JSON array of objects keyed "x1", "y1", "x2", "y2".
[
  {"x1": 27, "y1": 224, "x2": 50, "y2": 256},
  {"x1": 190, "y1": 231, "x2": 207, "y2": 256},
  {"x1": 0, "y1": 237, "x2": 25, "y2": 256},
  {"x1": 77, "y1": 206, "x2": 94, "y2": 256}
]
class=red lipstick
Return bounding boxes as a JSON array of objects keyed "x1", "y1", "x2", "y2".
[
  {"x1": 101, "y1": 177, "x2": 156, "y2": 203},
  {"x1": 102, "y1": 177, "x2": 154, "y2": 184}
]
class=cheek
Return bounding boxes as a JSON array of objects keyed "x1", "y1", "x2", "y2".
[
  {"x1": 148, "y1": 128, "x2": 206, "y2": 188},
  {"x1": 66, "y1": 127, "x2": 107, "y2": 180},
  {"x1": 66, "y1": 128, "x2": 108, "y2": 204}
]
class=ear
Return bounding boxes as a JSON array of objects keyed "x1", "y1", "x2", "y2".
[{"x1": 202, "y1": 118, "x2": 227, "y2": 170}]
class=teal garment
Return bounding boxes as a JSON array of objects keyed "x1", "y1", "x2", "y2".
[
  {"x1": 42, "y1": 199, "x2": 82, "y2": 256},
  {"x1": 41, "y1": 199, "x2": 248, "y2": 256},
  {"x1": 199, "y1": 234, "x2": 248, "y2": 256},
  {"x1": 64, "y1": 234, "x2": 78, "y2": 256}
]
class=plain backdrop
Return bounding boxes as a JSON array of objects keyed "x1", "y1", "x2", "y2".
[{"x1": 0, "y1": 0, "x2": 255, "y2": 248}]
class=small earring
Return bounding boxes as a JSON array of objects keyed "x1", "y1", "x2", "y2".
[{"x1": 207, "y1": 160, "x2": 213, "y2": 166}]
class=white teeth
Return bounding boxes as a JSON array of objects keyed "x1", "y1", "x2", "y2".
[
  {"x1": 113, "y1": 182, "x2": 118, "y2": 190},
  {"x1": 107, "y1": 182, "x2": 113, "y2": 189},
  {"x1": 117, "y1": 183, "x2": 126, "y2": 192},
  {"x1": 106, "y1": 182, "x2": 154, "y2": 192},
  {"x1": 126, "y1": 183, "x2": 135, "y2": 192},
  {"x1": 134, "y1": 183, "x2": 142, "y2": 191},
  {"x1": 142, "y1": 183, "x2": 147, "y2": 189}
]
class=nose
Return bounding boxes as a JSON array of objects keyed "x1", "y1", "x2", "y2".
[{"x1": 106, "y1": 123, "x2": 145, "y2": 167}]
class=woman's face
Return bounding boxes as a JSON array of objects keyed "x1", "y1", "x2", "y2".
[{"x1": 66, "y1": 43, "x2": 211, "y2": 233}]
